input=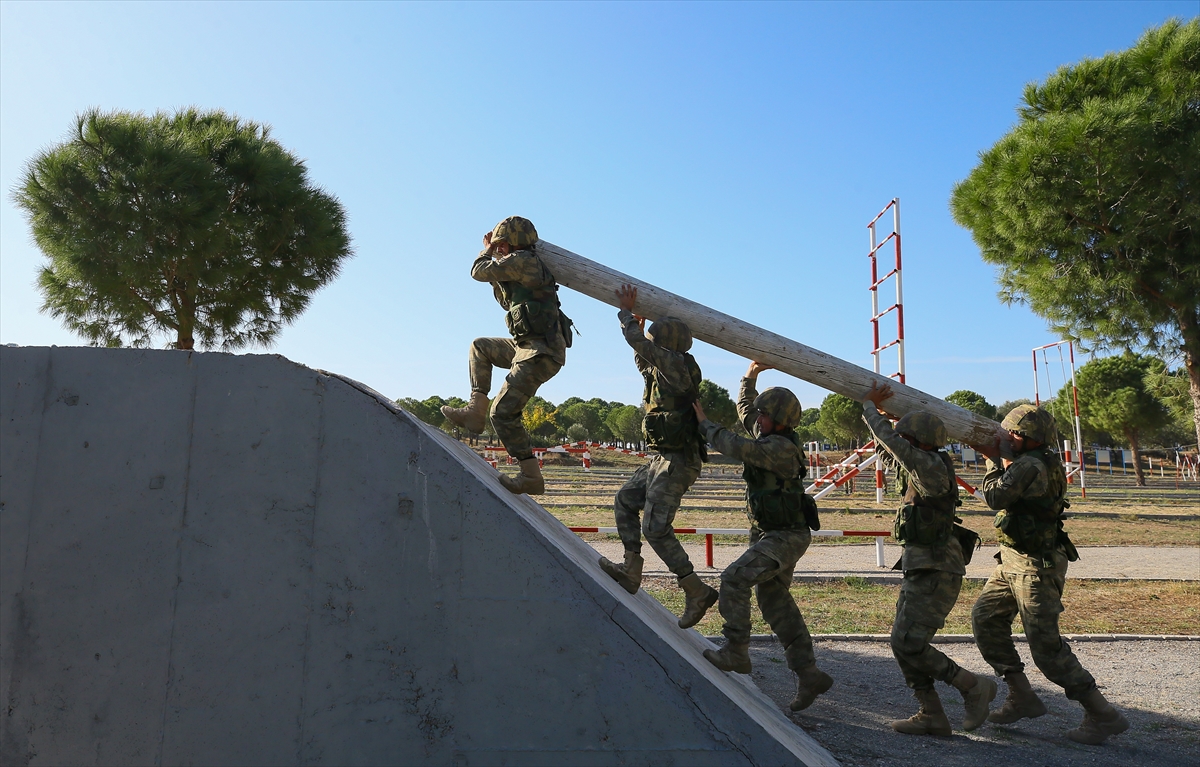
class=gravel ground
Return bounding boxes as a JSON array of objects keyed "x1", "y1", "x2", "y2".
[{"x1": 743, "y1": 639, "x2": 1199, "y2": 766}]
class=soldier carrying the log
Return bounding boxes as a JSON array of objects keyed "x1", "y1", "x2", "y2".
[
  {"x1": 598, "y1": 284, "x2": 719, "y2": 629},
  {"x1": 861, "y1": 381, "x2": 997, "y2": 736},
  {"x1": 442, "y1": 217, "x2": 572, "y2": 495},
  {"x1": 969, "y1": 405, "x2": 1129, "y2": 745},
  {"x1": 692, "y1": 362, "x2": 833, "y2": 712}
]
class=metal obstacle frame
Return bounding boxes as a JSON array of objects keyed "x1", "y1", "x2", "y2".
[
  {"x1": 1032, "y1": 340, "x2": 1087, "y2": 498},
  {"x1": 868, "y1": 199, "x2": 904, "y2": 504}
]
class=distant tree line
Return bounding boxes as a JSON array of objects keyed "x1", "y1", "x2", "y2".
[{"x1": 399, "y1": 354, "x2": 1196, "y2": 462}]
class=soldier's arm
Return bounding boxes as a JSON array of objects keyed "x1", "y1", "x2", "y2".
[
  {"x1": 980, "y1": 457, "x2": 1039, "y2": 510},
  {"x1": 737, "y1": 377, "x2": 759, "y2": 434},
  {"x1": 470, "y1": 251, "x2": 542, "y2": 284},
  {"x1": 698, "y1": 420, "x2": 795, "y2": 474},
  {"x1": 617, "y1": 310, "x2": 692, "y2": 392},
  {"x1": 861, "y1": 402, "x2": 952, "y2": 496}
]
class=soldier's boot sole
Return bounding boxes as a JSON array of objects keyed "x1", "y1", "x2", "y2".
[
  {"x1": 1066, "y1": 710, "x2": 1129, "y2": 745},
  {"x1": 789, "y1": 666, "x2": 834, "y2": 711},
  {"x1": 960, "y1": 675, "x2": 998, "y2": 731},
  {"x1": 890, "y1": 712, "x2": 953, "y2": 737},
  {"x1": 598, "y1": 556, "x2": 641, "y2": 595},
  {"x1": 704, "y1": 644, "x2": 751, "y2": 674}
]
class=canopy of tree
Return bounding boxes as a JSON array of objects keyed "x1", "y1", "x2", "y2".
[
  {"x1": 945, "y1": 390, "x2": 998, "y2": 421},
  {"x1": 816, "y1": 393, "x2": 868, "y2": 448},
  {"x1": 949, "y1": 19, "x2": 1200, "y2": 449},
  {"x1": 13, "y1": 108, "x2": 352, "y2": 350}
]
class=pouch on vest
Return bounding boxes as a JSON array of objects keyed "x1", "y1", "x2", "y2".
[
  {"x1": 559, "y1": 310, "x2": 575, "y2": 348},
  {"x1": 643, "y1": 409, "x2": 700, "y2": 452},
  {"x1": 750, "y1": 490, "x2": 807, "y2": 531},
  {"x1": 952, "y1": 523, "x2": 982, "y2": 566},
  {"x1": 893, "y1": 503, "x2": 954, "y2": 547},
  {"x1": 505, "y1": 300, "x2": 557, "y2": 340},
  {"x1": 801, "y1": 492, "x2": 821, "y2": 531}
]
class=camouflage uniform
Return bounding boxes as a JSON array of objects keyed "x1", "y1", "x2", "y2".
[
  {"x1": 698, "y1": 378, "x2": 815, "y2": 670},
  {"x1": 612, "y1": 310, "x2": 704, "y2": 577},
  {"x1": 971, "y1": 452, "x2": 1097, "y2": 699},
  {"x1": 863, "y1": 404, "x2": 967, "y2": 691},
  {"x1": 467, "y1": 248, "x2": 566, "y2": 460}
]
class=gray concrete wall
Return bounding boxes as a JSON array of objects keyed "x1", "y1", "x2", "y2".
[{"x1": 0, "y1": 346, "x2": 837, "y2": 767}]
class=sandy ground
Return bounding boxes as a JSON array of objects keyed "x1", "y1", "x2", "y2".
[
  {"x1": 587, "y1": 540, "x2": 1200, "y2": 580},
  {"x1": 744, "y1": 638, "x2": 1199, "y2": 767}
]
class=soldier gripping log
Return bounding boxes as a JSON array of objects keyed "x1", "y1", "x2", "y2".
[
  {"x1": 969, "y1": 405, "x2": 1129, "y2": 745},
  {"x1": 693, "y1": 362, "x2": 834, "y2": 712},
  {"x1": 861, "y1": 382, "x2": 997, "y2": 736},
  {"x1": 442, "y1": 217, "x2": 571, "y2": 495},
  {"x1": 597, "y1": 285, "x2": 719, "y2": 628}
]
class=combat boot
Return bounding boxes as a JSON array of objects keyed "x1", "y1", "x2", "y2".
[
  {"x1": 988, "y1": 671, "x2": 1048, "y2": 724},
  {"x1": 1066, "y1": 688, "x2": 1129, "y2": 745},
  {"x1": 789, "y1": 663, "x2": 835, "y2": 711},
  {"x1": 890, "y1": 688, "x2": 952, "y2": 736},
  {"x1": 498, "y1": 457, "x2": 545, "y2": 495},
  {"x1": 598, "y1": 550, "x2": 644, "y2": 594},
  {"x1": 441, "y1": 392, "x2": 489, "y2": 434},
  {"x1": 951, "y1": 668, "x2": 998, "y2": 731},
  {"x1": 703, "y1": 641, "x2": 751, "y2": 674},
  {"x1": 676, "y1": 573, "x2": 718, "y2": 629}
]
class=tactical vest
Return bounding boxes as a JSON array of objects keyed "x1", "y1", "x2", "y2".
[
  {"x1": 893, "y1": 451, "x2": 960, "y2": 547},
  {"x1": 994, "y1": 447, "x2": 1075, "y2": 564},
  {"x1": 743, "y1": 430, "x2": 818, "y2": 531},
  {"x1": 641, "y1": 354, "x2": 703, "y2": 452},
  {"x1": 496, "y1": 253, "x2": 564, "y2": 344}
]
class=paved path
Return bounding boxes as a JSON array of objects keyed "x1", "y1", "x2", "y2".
[{"x1": 586, "y1": 540, "x2": 1200, "y2": 580}]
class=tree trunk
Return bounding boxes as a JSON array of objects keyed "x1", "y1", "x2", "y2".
[
  {"x1": 1127, "y1": 428, "x2": 1146, "y2": 487},
  {"x1": 176, "y1": 293, "x2": 195, "y2": 350},
  {"x1": 535, "y1": 240, "x2": 1007, "y2": 449},
  {"x1": 1178, "y1": 305, "x2": 1200, "y2": 452}
]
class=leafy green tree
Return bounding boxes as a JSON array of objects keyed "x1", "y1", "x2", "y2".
[
  {"x1": 560, "y1": 401, "x2": 608, "y2": 441},
  {"x1": 605, "y1": 404, "x2": 643, "y2": 447},
  {"x1": 945, "y1": 390, "x2": 998, "y2": 421},
  {"x1": 698, "y1": 379, "x2": 739, "y2": 429},
  {"x1": 816, "y1": 393, "x2": 868, "y2": 448},
  {"x1": 950, "y1": 19, "x2": 1200, "y2": 450},
  {"x1": 996, "y1": 398, "x2": 1033, "y2": 420},
  {"x1": 1060, "y1": 353, "x2": 1171, "y2": 485},
  {"x1": 13, "y1": 108, "x2": 352, "y2": 350},
  {"x1": 396, "y1": 395, "x2": 467, "y2": 434},
  {"x1": 794, "y1": 408, "x2": 823, "y2": 444},
  {"x1": 1144, "y1": 364, "x2": 1198, "y2": 447}
]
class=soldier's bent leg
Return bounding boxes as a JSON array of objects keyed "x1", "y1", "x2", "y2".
[
  {"x1": 1013, "y1": 560, "x2": 1096, "y2": 698},
  {"x1": 468, "y1": 337, "x2": 516, "y2": 394},
  {"x1": 891, "y1": 570, "x2": 963, "y2": 690},
  {"x1": 972, "y1": 565, "x2": 1025, "y2": 677},
  {"x1": 641, "y1": 453, "x2": 703, "y2": 578},
  {"x1": 758, "y1": 572, "x2": 814, "y2": 670},
  {"x1": 613, "y1": 464, "x2": 651, "y2": 554},
  {"x1": 716, "y1": 551, "x2": 780, "y2": 645},
  {"x1": 490, "y1": 355, "x2": 562, "y2": 460}
]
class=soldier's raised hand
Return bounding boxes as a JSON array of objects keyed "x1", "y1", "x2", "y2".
[
  {"x1": 864, "y1": 381, "x2": 894, "y2": 411},
  {"x1": 616, "y1": 283, "x2": 638, "y2": 312},
  {"x1": 746, "y1": 361, "x2": 774, "y2": 378}
]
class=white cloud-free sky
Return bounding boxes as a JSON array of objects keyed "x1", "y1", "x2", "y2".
[{"x1": 2, "y1": 1, "x2": 1194, "y2": 410}]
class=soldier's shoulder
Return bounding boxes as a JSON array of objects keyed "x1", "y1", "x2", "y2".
[{"x1": 761, "y1": 433, "x2": 800, "y2": 452}]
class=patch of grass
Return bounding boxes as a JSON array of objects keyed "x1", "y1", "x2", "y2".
[{"x1": 642, "y1": 578, "x2": 1200, "y2": 636}]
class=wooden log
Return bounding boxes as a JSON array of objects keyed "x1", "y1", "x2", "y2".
[{"x1": 536, "y1": 240, "x2": 1006, "y2": 448}]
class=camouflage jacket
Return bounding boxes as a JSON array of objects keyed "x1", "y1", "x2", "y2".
[
  {"x1": 862, "y1": 402, "x2": 964, "y2": 575},
  {"x1": 983, "y1": 452, "x2": 1068, "y2": 570},
  {"x1": 471, "y1": 248, "x2": 566, "y2": 365}
]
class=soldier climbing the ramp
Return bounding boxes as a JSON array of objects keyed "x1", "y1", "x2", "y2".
[
  {"x1": 598, "y1": 284, "x2": 718, "y2": 629},
  {"x1": 861, "y1": 381, "x2": 997, "y2": 736},
  {"x1": 969, "y1": 405, "x2": 1129, "y2": 745},
  {"x1": 442, "y1": 217, "x2": 571, "y2": 495},
  {"x1": 692, "y1": 362, "x2": 833, "y2": 712}
]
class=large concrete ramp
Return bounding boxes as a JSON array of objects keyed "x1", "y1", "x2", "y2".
[{"x1": 0, "y1": 346, "x2": 836, "y2": 766}]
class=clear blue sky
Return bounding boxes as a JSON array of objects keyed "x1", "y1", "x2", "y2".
[{"x1": 2, "y1": 1, "x2": 1194, "y2": 411}]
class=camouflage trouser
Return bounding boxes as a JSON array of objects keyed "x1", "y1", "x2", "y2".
[
  {"x1": 467, "y1": 337, "x2": 562, "y2": 461},
  {"x1": 971, "y1": 547, "x2": 1097, "y2": 699},
  {"x1": 614, "y1": 450, "x2": 703, "y2": 578},
  {"x1": 718, "y1": 528, "x2": 815, "y2": 670},
  {"x1": 891, "y1": 568, "x2": 964, "y2": 690}
]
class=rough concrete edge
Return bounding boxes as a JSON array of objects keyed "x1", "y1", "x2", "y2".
[
  {"x1": 638, "y1": 571, "x2": 1200, "y2": 584},
  {"x1": 317, "y1": 371, "x2": 839, "y2": 767},
  {"x1": 731, "y1": 634, "x2": 1200, "y2": 643}
]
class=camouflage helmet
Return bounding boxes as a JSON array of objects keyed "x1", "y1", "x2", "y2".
[
  {"x1": 490, "y1": 216, "x2": 539, "y2": 249},
  {"x1": 753, "y1": 387, "x2": 802, "y2": 430},
  {"x1": 1001, "y1": 404, "x2": 1057, "y2": 445},
  {"x1": 894, "y1": 412, "x2": 949, "y2": 448},
  {"x1": 646, "y1": 316, "x2": 692, "y2": 352}
]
